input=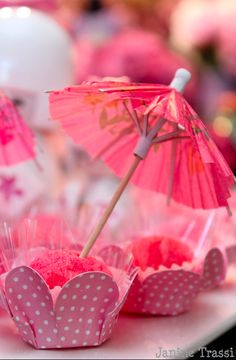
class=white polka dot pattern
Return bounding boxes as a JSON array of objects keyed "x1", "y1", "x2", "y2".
[
  {"x1": 123, "y1": 248, "x2": 226, "y2": 316},
  {"x1": 124, "y1": 269, "x2": 202, "y2": 316},
  {"x1": 100, "y1": 271, "x2": 137, "y2": 344},
  {"x1": 5, "y1": 266, "x2": 56, "y2": 349},
  {"x1": 202, "y1": 248, "x2": 226, "y2": 290},
  {"x1": 55, "y1": 272, "x2": 119, "y2": 347},
  {"x1": 5, "y1": 267, "x2": 125, "y2": 349},
  {"x1": 226, "y1": 245, "x2": 236, "y2": 264}
]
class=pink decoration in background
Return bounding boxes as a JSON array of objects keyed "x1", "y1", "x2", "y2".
[
  {"x1": 0, "y1": 163, "x2": 46, "y2": 222},
  {"x1": 49, "y1": 77, "x2": 234, "y2": 210},
  {"x1": 100, "y1": 246, "x2": 227, "y2": 316},
  {"x1": 0, "y1": 93, "x2": 35, "y2": 166},
  {"x1": 18, "y1": 213, "x2": 77, "y2": 249},
  {"x1": 170, "y1": 0, "x2": 217, "y2": 51},
  {"x1": 75, "y1": 29, "x2": 197, "y2": 101},
  {"x1": 0, "y1": 0, "x2": 56, "y2": 11},
  {"x1": 0, "y1": 175, "x2": 23, "y2": 201},
  {"x1": 171, "y1": 0, "x2": 236, "y2": 78}
]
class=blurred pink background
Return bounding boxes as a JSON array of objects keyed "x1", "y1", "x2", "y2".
[{"x1": 1, "y1": 0, "x2": 236, "y2": 225}]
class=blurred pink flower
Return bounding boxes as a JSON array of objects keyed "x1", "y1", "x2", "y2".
[
  {"x1": 171, "y1": 0, "x2": 218, "y2": 51},
  {"x1": 210, "y1": 133, "x2": 236, "y2": 172},
  {"x1": 171, "y1": 0, "x2": 236, "y2": 78},
  {"x1": 75, "y1": 29, "x2": 197, "y2": 101},
  {"x1": 217, "y1": 3, "x2": 236, "y2": 77},
  {"x1": 73, "y1": 39, "x2": 97, "y2": 84}
]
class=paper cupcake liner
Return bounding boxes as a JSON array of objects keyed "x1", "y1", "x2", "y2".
[
  {"x1": 99, "y1": 245, "x2": 227, "y2": 316},
  {"x1": 226, "y1": 245, "x2": 236, "y2": 264},
  {"x1": 2, "y1": 265, "x2": 136, "y2": 349},
  {"x1": 0, "y1": 221, "x2": 137, "y2": 349}
]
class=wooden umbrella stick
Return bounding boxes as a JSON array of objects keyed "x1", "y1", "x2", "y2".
[{"x1": 80, "y1": 155, "x2": 141, "y2": 258}]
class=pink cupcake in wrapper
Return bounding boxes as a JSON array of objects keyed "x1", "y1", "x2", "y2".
[
  {"x1": 101, "y1": 244, "x2": 227, "y2": 317},
  {"x1": 124, "y1": 243, "x2": 226, "y2": 316},
  {"x1": 0, "y1": 220, "x2": 136, "y2": 349},
  {"x1": 99, "y1": 198, "x2": 228, "y2": 316}
]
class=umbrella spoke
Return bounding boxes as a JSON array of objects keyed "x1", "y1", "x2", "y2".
[
  {"x1": 147, "y1": 118, "x2": 166, "y2": 140},
  {"x1": 133, "y1": 109, "x2": 142, "y2": 134},
  {"x1": 123, "y1": 101, "x2": 142, "y2": 135},
  {"x1": 153, "y1": 135, "x2": 190, "y2": 144},
  {"x1": 166, "y1": 138, "x2": 178, "y2": 205},
  {"x1": 143, "y1": 114, "x2": 149, "y2": 136},
  {"x1": 134, "y1": 118, "x2": 167, "y2": 159},
  {"x1": 152, "y1": 129, "x2": 187, "y2": 144}
]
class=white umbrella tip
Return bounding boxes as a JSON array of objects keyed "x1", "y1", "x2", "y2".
[
  {"x1": 175, "y1": 68, "x2": 192, "y2": 82},
  {"x1": 170, "y1": 68, "x2": 192, "y2": 92}
]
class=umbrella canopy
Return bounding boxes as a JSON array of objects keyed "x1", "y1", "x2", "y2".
[
  {"x1": 49, "y1": 69, "x2": 235, "y2": 257},
  {"x1": 0, "y1": 92, "x2": 35, "y2": 166},
  {"x1": 49, "y1": 70, "x2": 234, "y2": 210}
]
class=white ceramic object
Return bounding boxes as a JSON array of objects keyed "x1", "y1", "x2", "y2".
[{"x1": 0, "y1": 7, "x2": 74, "y2": 129}]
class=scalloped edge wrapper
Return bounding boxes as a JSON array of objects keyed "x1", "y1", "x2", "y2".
[
  {"x1": 226, "y1": 245, "x2": 236, "y2": 264},
  {"x1": 99, "y1": 246, "x2": 227, "y2": 316},
  {"x1": 0, "y1": 250, "x2": 136, "y2": 349}
]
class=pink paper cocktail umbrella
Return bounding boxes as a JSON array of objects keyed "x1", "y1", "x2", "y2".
[
  {"x1": 49, "y1": 69, "x2": 235, "y2": 257},
  {"x1": 0, "y1": 92, "x2": 35, "y2": 166}
]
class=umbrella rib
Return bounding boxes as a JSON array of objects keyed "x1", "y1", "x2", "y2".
[
  {"x1": 147, "y1": 118, "x2": 166, "y2": 140},
  {"x1": 98, "y1": 85, "x2": 168, "y2": 92},
  {"x1": 142, "y1": 99, "x2": 149, "y2": 136},
  {"x1": 166, "y1": 138, "x2": 178, "y2": 205},
  {"x1": 123, "y1": 101, "x2": 142, "y2": 135},
  {"x1": 143, "y1": 114, "x2": 149, "y2": 136},
  {"x1": 152, "y1": 130, "x2": 187, "y2": 144},
  {"x1": 154, "y1": 135, "x2": 190, "y2": 144},
  {"x1": 133, "y1": 109, "x2": 142, "y2": 134}
]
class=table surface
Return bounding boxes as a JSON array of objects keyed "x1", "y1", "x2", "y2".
[{"x1": 0, "y1": 267, "x2": 236, "y2": 360}]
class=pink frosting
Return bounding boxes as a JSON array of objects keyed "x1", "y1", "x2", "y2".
[
  {"x1": 30, "y1": 249, "x2": 111, "y2": 289},
  {"x1": 131, "y1": 235, "x2": 193, "y2": 271}
]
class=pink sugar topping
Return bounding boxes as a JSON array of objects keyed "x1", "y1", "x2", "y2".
[
  {"x1": 30, "y1": 249, "x2": 111, "y2": 289},
  {"x1": 132, "y1": 235, "x2": 193, "y2": 271}
]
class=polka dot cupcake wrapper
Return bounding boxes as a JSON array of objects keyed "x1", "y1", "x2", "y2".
[
  {"x1": 123, "y1": 247, "x2": 227, "y2": 316},
  {"x1": 226, "y1": 245, "x2": 236, "y2": 264},
  {"x1": 4, "y1": 266, "x2": 135, "y2": 349}
]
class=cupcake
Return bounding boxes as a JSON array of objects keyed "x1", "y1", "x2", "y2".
[
  {"x1": 30, "y1": 249, "x2": 111, "y2": 289},
  {"x1": 121, "y1": 233, "x2": 227, "y2": 316},
  {"x1": 99, "y1": 233, "x2": 227, "y2": 316},
  {"x1": 131, "y1": 235, "x2": 193, "y2": 271},
  {"x1": 1, "y1": 220, "x2": 136, "y2": 349}
]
